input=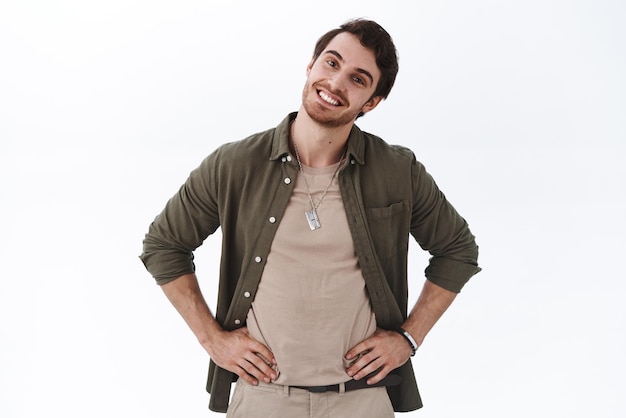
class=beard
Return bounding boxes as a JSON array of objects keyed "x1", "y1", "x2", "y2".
[{"x1": 301, "y1": 81, "x2": 361, "y2": 128}]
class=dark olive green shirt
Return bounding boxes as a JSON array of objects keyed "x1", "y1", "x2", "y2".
[{"x1": 140, "y1": 113, "x2": 480, "y2": 413}]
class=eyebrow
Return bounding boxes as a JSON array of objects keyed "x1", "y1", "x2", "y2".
[{"x1": 325, "y1": 50, "x2": 375, "y2": 85}]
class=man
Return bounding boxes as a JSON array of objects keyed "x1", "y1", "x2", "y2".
[{"x1": 140, "y1": 19, "x2": 480, "y2": 417}]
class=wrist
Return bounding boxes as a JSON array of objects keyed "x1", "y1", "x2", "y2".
[
  {"x1": 197, "y1": 319, "x2": 226, "y2": 350},
  {"x1": 396, "y1": 327, "x2": 418, "y2": 356}
]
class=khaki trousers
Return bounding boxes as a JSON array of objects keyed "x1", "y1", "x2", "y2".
[{"x1": 226, "y1": 380, "x2": 395, "y2": 418}]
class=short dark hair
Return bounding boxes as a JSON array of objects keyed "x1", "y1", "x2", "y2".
[{"x1": 312, "y1": 19, "x2": 399, "y2": 100}]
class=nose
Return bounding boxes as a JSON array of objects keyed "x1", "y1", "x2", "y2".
[{"x1": 327, "y1": 72, "x2": 346, "y2": 94}]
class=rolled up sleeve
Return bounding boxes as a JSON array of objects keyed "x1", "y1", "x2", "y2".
[
  {"x1": 140, "y1": 154, "x2": 221, "y2": 286},
  {"x1": 411, "y1": 158, "x2": 481, "y2": 293}
]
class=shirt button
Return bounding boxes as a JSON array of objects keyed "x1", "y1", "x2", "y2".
[
  {"x1": 284, "y1": 177, "x2": 291, "y2": 185},
  {"x1": 351, "y1": 159, "x2": 356, "y2": 165},
  {"x1": 234, "y1": 319, "x2": 241, "y2": 325},
  {"x1": 244, "y1": 291, "x2": 251, "y2": 298},
  {"x1": 269, "y1": 216, "x2": 276, "y2": 223},
  {"x1": 286, "y1": 155, "x2": 292, "y2": 162},
  {"x1": 255, "y1": 256, "x2": 262, "y2": 263},
  {"x1": 281, "y1": 156, "x2": 287, "y2": 162}
]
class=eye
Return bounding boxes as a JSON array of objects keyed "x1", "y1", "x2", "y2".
[
  {"x1": 326, "y1": 59, "x2": 337, "y2": 67},
  {"x1": 353, "y1": 76, "x2": 364, "y2": 85}
]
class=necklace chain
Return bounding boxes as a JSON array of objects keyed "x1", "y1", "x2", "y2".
[{"x1": 293, "y1": 141, "x2": 346, "y2": 215}]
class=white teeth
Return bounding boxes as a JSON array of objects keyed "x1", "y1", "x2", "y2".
[{"x1": 319, "y1": 91, "x2": 340, "y2": 106}]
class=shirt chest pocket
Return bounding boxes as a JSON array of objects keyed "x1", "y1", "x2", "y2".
[{"x1": 365, "y1": 200, "x2": 411, "y2": 259}]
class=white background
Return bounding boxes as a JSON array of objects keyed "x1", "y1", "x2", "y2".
[{"x1": 1, "y1": 1, "x2": 625, "y2": 417}]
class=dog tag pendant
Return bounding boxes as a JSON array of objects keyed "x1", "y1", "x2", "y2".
[{"x1": 305, "y1": 209, "x2": 321, "y2": 230}]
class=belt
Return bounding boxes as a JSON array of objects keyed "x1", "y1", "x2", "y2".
[{"x1": 291, "y1": 373, "x2": 402, "y2": 393}]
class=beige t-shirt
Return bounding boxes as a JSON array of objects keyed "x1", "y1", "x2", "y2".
[{"x1": 246, "y1": 161, "x2": 377, "y2": 386}]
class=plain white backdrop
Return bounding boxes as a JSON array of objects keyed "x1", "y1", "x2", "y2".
[{"x1": 1, "y1": 1, "x2": 624, "y2": 417}]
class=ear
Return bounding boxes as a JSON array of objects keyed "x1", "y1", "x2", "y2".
[
  {"x1": 360, "y1": 96, "x2": 383, "y2": 115},
  {"x1": 306, "y1": 58, "x2": 315, "y2": 77}
]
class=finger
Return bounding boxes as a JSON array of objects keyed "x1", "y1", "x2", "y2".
[
  {"x1": 347, "y1": 350, "x2": 379, "y2": 379},
  {"x1": 233, "y1": 364, "x2": 259, "y2": 386},
  {"x1": 238, "y1": 355, "x2": 273, "y2": 384},
  {"x1": 250, "y1": 342, "x2": 276, "y2": 366},
  {"x1": 242, "y1": 340, "x2": 277, "y2": 380},
  {"x1": 366, "y1": 366, "x2": 392, "y2": 385},
  {"x1": 236, "y1": 328, "x2": 275, "y2": 365},
  {"x1": 353, "y1": 360, "x2": 382, "y2": 381},
  {"x1": 358, "y1": 358, "x2": 394, "y2": 383},
  {"x1": 244, "y1": 352, "x2": 277, "y2": 382},
  {"x1": 345, "y1": 341, "x2": 371, "y2": 361}
]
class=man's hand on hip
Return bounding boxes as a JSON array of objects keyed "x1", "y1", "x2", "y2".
[
  {"x1": 206, "y1": 326, "x2": 277, "y2": 386},
  {"x1": 159, "y1": 274, "x2": 277, "y2": 386},
  {"x1": 344, "y1": 328, "x2": 412, "y2": 384}
]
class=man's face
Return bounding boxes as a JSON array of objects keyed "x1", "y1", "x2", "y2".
[{"x1": 302, "y1": 32, "x2": 382, "y2": 128}]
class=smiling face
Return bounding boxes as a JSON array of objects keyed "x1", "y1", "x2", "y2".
[{"x1": 301, "y1": 32, "x2": 383, "y2": 128}]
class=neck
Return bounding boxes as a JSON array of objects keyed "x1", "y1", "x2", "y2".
[{"x1": 290, "y1": 107, "x2": 352, "y2": 168}]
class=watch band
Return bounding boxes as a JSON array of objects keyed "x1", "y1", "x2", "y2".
[{"x1": 396, "y1": 328, "x2": 418, "y2": 356}]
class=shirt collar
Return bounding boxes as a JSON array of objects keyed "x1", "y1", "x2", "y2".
[{"x1": 269, "y1": 112, "x2": 366, "y2": 165}]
